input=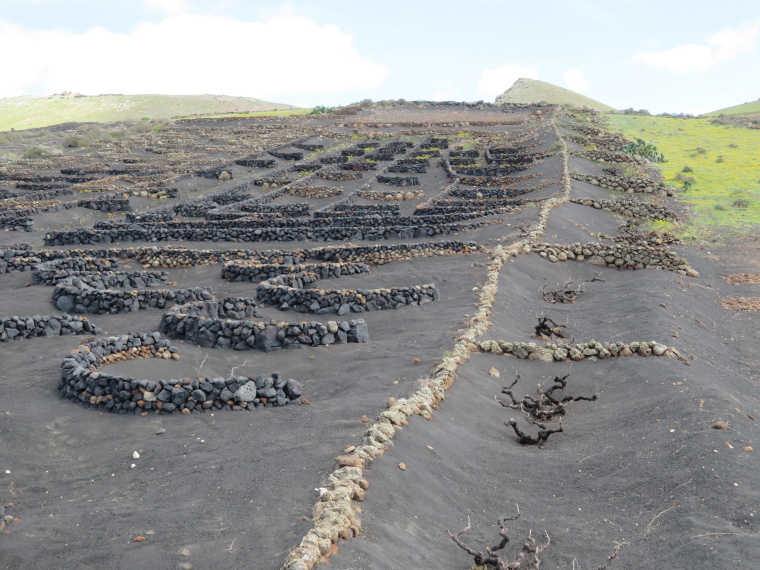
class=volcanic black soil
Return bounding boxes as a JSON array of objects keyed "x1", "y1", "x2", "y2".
[{"x1": 0, "y1": 103, "x2": 758, "y2": 570}]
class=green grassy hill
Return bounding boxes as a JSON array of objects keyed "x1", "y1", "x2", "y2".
[
  {"x1": 495, "y1": 78, "x2": 615, "y2": 112},
  {"x1": 0, "y1": 94, "x2": 300, "y2": 131},
  {"x1": 703, "y1": 100, "x2": 760, "y2": 117}
]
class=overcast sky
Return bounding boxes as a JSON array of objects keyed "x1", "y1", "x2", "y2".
[{"x1": 1, "y1": 0, "x2": 758, "y2": 114}]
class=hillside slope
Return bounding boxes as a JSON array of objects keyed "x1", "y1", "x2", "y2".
[
  {"x1": 0, "y1": 93, "x2": 299, "y2": 131},
  {"x1": 495, "y1": 78, "x2": 615, "y2": 111},
  {"x1": 704, "y1": 99, "x2": 760, "y2": 117}
]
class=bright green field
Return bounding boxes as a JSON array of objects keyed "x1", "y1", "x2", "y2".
[
  {"x1": 703, "y1": 100, "x2": 760, "y2": 117},
  {"x1": 607, "y1": 114, "x2": 760, "y2": 239},
  {"x1": 0, "y1": 94, "x2": 298, "y2": 131}
]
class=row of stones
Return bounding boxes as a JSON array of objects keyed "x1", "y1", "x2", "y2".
[
  {"x1": 570, "y1": 172, "x2": 674, "y2": 196},
  {"x1": 59, "y1": 331, "x2": 305, "y2": 413},
  {"x1": 3, "y1": 240, "x2": 482, "y2": 273},
  {"x1": 1, "y1": 314, "x2": 100, "y2": 341},
  {"x1": 529, "y1": 241, "x2": 699, "y2": 277},
  {"x1": 158, "y1": 309, "x2": 369, "y2": 351},
  {"x1": 570, "y1": 197, "x2": 679, "y2": 222},
  {"x1": 356, "y1": 189, "x2": 424, "y2": 201},
  {"x1": 285, "y1": 187, "x2": 344, "y2": 199},
  {"x1": 280, "y1": 118, "x2": 572, "y2": 569},
  {"x1": 257, "y1": 273, "x2": 439, "y2": 315},
  {"x1": 222, "y1": 261, "x2": 369, "y2": 283},
  {"x1": 570, "y1": 149, "x2": 647, "y2": 164},
  {"x1": 43, "y1": 221, "x2": 483, "y2": 246},
  {"x1": 77, "y1": 197, "x2": 132, "y2": 212},
  {"x1": 52, "y1": 282, "x2": 211, "y2": 315},
  {"x1": 450, "y1": 179, "x2": 553, "y2": 199},
  {"x1": 477, "y1": 339, "x2": 684, "y2": 362}
]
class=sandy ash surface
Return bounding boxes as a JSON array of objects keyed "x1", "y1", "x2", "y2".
[{"x1": 1, "y1": 105, "x2": 758, "y2": 570}]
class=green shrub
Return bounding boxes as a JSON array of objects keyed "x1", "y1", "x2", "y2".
[
  {"x1": 22, "y1": 146, "x2": 47, "y2": 159},
  {"x1": 622, "y1": 137, "x2": 667, "y2": 162},
  {"x1": 728, "y1": 143, "x2": 738, "y2": 148},
  {"x1": 308, "y1": 105, "x2": 337, "y2": 115},
  {"x1": 682, "y1": 166, "x2": 693, "y2": 173},
  {"x1": 696, "y1": 147, "x2": 707, "y2": 154},
  {"x1": 732, "y1": 198, "x2": 750, "y2": 209},
  {"x1": 62, "y1": 135, "x2": 92, "y2": 148},
  {"x1": 716, "y1": 155, "x2": 725, "y2": 163},
  {"x1": 714, "y1": 204, "x2": 726, "y2": 211}
]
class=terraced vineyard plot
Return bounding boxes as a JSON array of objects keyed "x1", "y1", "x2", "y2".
[{"x1": 0, "y1": 103, "x2": 758, "y2": 570}]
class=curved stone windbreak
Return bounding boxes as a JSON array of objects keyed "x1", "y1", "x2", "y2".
[
  {"x1": 477, "y1": 339, "x2": 684, "y2": 362},
  {"x1": 257, "y1": 272, "x2": 439, "y2": 315},
  {"x1": 159, "y1": 307, "x2": 369, "y2": 350},
  {"x1": 77, "y1": 197, "x2": 132, "y2": 212},
  {"x1": 59, "y1": 332, "x2": 306, "y2": 413},
  {"x1": 570, "y1": 172, "x2": 674, "y2": 197},
  {"x1": 570, "y1": 149, "x2": 646, "y2": 164},
  {"x1": 52, "y1": 281, "x2": 211, "y2": 314},
  {"x1": 530, "y1": 241, "x2": 699, "y2": 276},
  {"x1": 570, "y1": 197, "x2": 679, "y2": 222},
  {"x1": 285, "y1": 187, "x2": 344, "y2": 199},
  {"x1": 356, "y1": 189, "x2": 423, "y2": 201},
  {"x1": 1, "y1": 314, "x2": 100, "y2": 341},
  {"x1": 222, "y1": 261, "x2": 369, "y2": 283}
]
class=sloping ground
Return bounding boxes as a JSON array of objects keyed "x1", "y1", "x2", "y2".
[
  {"x1": 495, "y1": 78, "x2": 615, "y2": 112},
  {"x1": 704, "y1": 100, "x2": 760, "y2": 117},
  {"x1": 0, "y1": 103, "x2": 758, "y2": 570},
  {"x1": 0, "y1": 94, "x2": 299, "y2": 131}
]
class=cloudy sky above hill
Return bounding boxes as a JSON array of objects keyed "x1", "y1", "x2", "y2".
[{"x1": 0, "y1": 0, "x2": 757, "y2": 113}]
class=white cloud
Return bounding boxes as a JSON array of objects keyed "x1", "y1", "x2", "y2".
[
  {"x1": 633, "y1": 22, "x2": 758, "y2": 72},
  {"x1": 143, "y1": 0, "x2": 190, "y2": 16},
  {"x1": 0, "y1": 13, "x2": 388, "y2": 100},
  {"x1": 477, "y1": 64, "x2": 540, "y2": 100},
  {"x1": 563, "y1": 68, "x2": 589, "y2": 93}
]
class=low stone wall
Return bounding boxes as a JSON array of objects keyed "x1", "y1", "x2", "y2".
[
  {"x1": 284, "y1": 186, "x2": 343, "y2": 199},
  {"x1": 570, "y1": 197, "x2": 679, "y2": 222},
  {"x1": 0, "y1": 214, "x2": 33, "y2": 231},
  {"x1": 31, "y1": 257, "x2": 119, "y2": 284},
  {"x1": 457, "y1": 172, "x2": 542, "y2": 187},
  {"x1": 257, "y1": 272, "x2": 439, "y2": 315},
  {"x1": 1, "y1": 314, "x2": 100, "y2": 341},
  {"x1": 239, "y1": 202, "x2": 309, "y2": 217},
  {"x1": 450, "y1": 185, "x2": 545, "y2": 199},
  {"x1": 477, "y1": 339, "x2": 684, "y2": 362},
  {"x1": 570, "y1": 149, "x2": 646, "y2": 164},
  {"x1": 376, "y1": 175, "x2": 419, "y2": 187},
  {"x1": 387, "y1": 163, "x2": 427, "y2": 174},
  {"x1": 306, "y1": 240, "x2": 484, "y2": 265},
  {"x1": 59, "y1": 332, "x2": 305, "y2": 413},
  {"x1": 235, "y1": 158, "x2": 276, "y2": 168},
  {"x1": 316, "y1": 170, "x2": 363, "y2": 181},
  {"x1": 530, "y1": 241, "x2": 699, "y2": 277},
  {"x1": 52, "y1": 280, "x2": 211, "y2": 314},
  {"x1": 269, "y1": 150, "x2": 304, "y2": 161},
  {"x1": 569, "y1": 172, "x2": 674, "y2": 196},
  {"x1": 77, "y1": 198, "x2": 132, "y2": 212},
  {"x1": 159, "y1": 308, "x2": 369, "y2": 350},
  {"x1": 356, "y1": 189, "x2": 423, "y2": 201},
  {"x1": 44, "y1": 220, "x2": 481, "y2": 245},
  {"x1": 222, "y1": 261, "x2": 369, "y2": 283},
  {"x1": 315, "y1": 204, "x2": 400, "y2": 217}
]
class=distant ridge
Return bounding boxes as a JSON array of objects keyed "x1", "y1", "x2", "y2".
[
  {"x1": 703, "y1": 99, "x2": 760, "y2": 117},
  {"x1": 495, "y1": 78, "x2": 615, "y2": 112},
  {"x1": 0, "y1": 94, "x2": 300, "y2": 131}
]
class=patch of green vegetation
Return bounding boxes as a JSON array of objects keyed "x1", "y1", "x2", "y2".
[
  {"x1": 0, "y1": 94, "x2": 300, "y2": 131},
  {"x1": 703, "y1": 100, "x2": 760, "y2": 117},
  {"x1": 608, "y1": 114, "x2": 760, "y2": 240}
]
